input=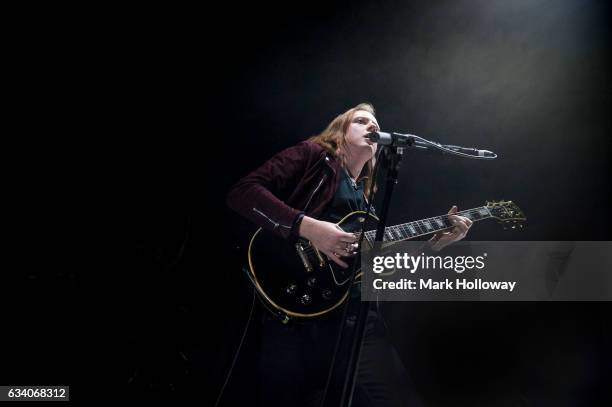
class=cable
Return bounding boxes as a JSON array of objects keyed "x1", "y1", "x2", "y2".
[
  {"x1": 412, "y1": 135, "x2": 498, "y2": 159},
  {"x1": 213, "y1": 284, "x2": 257, "y2": 407}
]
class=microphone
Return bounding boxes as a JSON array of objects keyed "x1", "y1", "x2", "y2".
[
  {"x1": 367, "y1": 131, "x2": 496, "y2": 158},
  {"x1": 366, "y1": 131, "x2": 415, "y2": 147}
]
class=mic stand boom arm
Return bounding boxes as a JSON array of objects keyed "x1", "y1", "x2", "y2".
[{"x1": 368, "y1": 131, "x2": 498, "y2": 159}]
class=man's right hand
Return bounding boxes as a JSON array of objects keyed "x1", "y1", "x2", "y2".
[{"x1": 298, "y1": 216, "x2": 357, "y2": 268}]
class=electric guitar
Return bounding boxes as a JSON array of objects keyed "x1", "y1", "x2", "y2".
[{"x1": 245, "y1": 200, "x2": 525, "y2": 321}]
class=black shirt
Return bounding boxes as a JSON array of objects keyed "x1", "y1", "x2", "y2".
[{"x1": 320, "y1": 167, "x2": 368, "y2": 222}]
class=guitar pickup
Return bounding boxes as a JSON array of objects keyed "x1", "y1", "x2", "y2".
[{"x1": 295, "y1": 243, "x2": 313, "y2": 272}]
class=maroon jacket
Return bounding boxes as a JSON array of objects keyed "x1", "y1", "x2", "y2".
[{"x1": 226, "y1": 140, "x2": 342, "y2": 240}]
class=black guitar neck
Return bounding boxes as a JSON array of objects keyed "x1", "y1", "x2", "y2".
[{"x1": 364, "y1": 206, "x2": 493, "y2": 244}]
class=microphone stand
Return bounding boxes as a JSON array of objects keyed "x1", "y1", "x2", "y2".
[
  {"x1": 320, "y1": 132, "x2": 494, "y2": 407},
  {"x1": 320, "y1": 139, "x2": 410, "y2": 407}
]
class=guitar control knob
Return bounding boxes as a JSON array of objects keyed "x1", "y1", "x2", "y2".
[
  {"x1": 285, "y1": 284, "x2": 298, "y2": 295},
  {"x1": 306, "y1": 276, "x2": 317, "y2": 287},
  {"x1": 298, "y1": 294, "x2": 312, "y2": 305},
  {"x1": 321, "y1": 289, "x2": 332, "y2": 300}
]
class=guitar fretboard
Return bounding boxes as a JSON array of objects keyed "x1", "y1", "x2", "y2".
[{"x1": 363, "y1": 206, "x2": 492, "y2": 243}]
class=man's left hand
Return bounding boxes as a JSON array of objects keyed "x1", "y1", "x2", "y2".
[{"x1": 429, "y1": 205, "x2": 473, "y2": 251}]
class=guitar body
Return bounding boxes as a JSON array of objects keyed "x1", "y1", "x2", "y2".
[
  {"x1": 245, "y1": 201, "x2": 525, "y2": 320},
  {"x1": 247, "y1": 211, "x2": 378, "y2": 320}
]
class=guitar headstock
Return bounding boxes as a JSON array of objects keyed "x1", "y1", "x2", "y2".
[{"x1": 485, "y1": 200, "x2": 526, "y2": 230}]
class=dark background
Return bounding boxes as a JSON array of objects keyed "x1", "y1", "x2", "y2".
[{"x1": 5, "y1": 0, "x2": 611, "y2": 405}]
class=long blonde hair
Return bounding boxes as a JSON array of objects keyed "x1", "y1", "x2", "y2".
[{"x1": 309, "y1": 103, "x2": 377, "y2": 196}]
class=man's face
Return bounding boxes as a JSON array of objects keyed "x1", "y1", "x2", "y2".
[{"x1": 345, "y1": 110, "x2": 379, "y2": 157}]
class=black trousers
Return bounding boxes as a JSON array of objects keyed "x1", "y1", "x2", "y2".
[{"x1": 255, "y1": 306, "x2": 424, "y2": 407}]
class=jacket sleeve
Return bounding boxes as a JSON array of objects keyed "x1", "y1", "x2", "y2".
[{"x1": 226, "y1": 141, "x2": 311, "y2": 240}]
